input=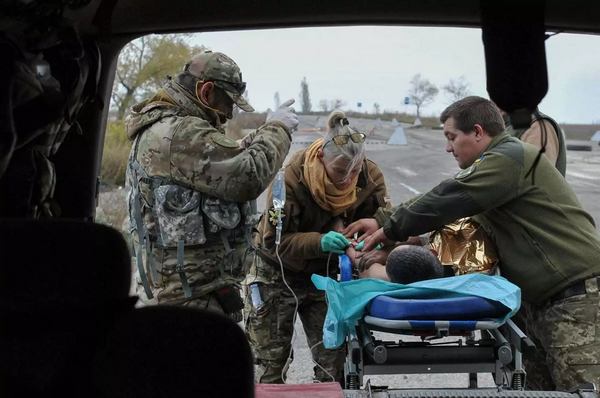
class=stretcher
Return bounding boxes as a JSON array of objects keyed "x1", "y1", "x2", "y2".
[{"x1": 336, "y1": 256, "x2": 534, "y2": 390}]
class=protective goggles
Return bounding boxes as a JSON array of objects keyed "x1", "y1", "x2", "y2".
[{"x1": 324, "y1": 131, "x2": 367, "y2": 147}]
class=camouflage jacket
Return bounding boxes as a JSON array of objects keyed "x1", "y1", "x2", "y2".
[{"x1": 125, "y1": 80, "x2": 291, "y2": 246}]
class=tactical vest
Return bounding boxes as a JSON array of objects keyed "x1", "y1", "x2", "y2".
[
  {"x1": 508, "y1": 111, "x2": 567, "y2": 176},
  {"x1": 127, "y1": 129, "x2": 258, "y2": 300}
]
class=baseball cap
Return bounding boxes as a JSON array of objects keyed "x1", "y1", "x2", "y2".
[{"x1": 184, "y1": 51, "x2": 254, "y2": 112}]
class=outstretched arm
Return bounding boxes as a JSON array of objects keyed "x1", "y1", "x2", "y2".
[{"x1": 170, "y1": 118, "x2": 291, "y2": 202}]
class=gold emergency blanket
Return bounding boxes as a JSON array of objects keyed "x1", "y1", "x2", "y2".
[{"x1": 429, "y1": 218, "x2": 498, "y2": 275}]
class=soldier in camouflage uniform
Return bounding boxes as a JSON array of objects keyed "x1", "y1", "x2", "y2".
[
  {"x1": 125, "y1": 50, "x2": 298, "y2": 320},
  {"x1": 348, "y1": 97, "x2": 600, "y2": 391},
  {"x1": 244, "y1": 111, "x2": 390, "y2": 384}
]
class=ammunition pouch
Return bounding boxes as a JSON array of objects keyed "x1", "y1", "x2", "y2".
[
  {"x1": 153, "y1": 184, "x2": 206, "y2": 248},
  {"x1": 202, "y1": 197, "x2": 241, "y2": 233}
]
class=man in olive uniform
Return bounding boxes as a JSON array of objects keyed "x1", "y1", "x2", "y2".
[
  {"x1": 346, "y1": 96, "x2": 600, "y2": 391},
  {"x1": 126, "y1": 50, "x2": 298, "y2": 321}
]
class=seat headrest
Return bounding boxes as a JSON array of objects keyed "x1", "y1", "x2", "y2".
[
  {"x1": 93, "y1": 306, "x2": 254, "y2": 398},
  {"x1": 0, "y1": 219, "x2": 133, "y2": 311}
]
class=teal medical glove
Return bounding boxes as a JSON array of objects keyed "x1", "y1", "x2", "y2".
[{"x1": 320, "y1": 231, "x2": 350, "y2": 254}]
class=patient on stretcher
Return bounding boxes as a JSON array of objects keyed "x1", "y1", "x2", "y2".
[{"x1": 347, "y1": 244, "x2": 443, "y2": 284}]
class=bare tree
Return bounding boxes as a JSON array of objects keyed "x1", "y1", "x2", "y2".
[
  {"x1": 319, "y1": 99, "x2": 329, "y2": 112},
  {"x1": 299, "y1": 77, "x2": 312, "y2": 113},
  {"x1": 373, "y1": 102, "x2": 381, "y2": 115},
  {"x1": 330, "y1": 98, "x2": 346, "y2": 110},
  {"x1": 408, "y1": 74, "x2": 439, "y2": 119},
  {"x1": 274, "y1": 91, "x2": 281, "y2": 108},
  {"x1": 111, "y1": 34, "x2": 204, "y2": 119},
  {"x1": 443, "y1": 76, "x2": 471, "y2": 103}
]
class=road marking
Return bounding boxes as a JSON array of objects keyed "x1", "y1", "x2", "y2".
[
  {"x1": 570, "y1": 180, "x2": 598, "y2": 188},
  {"x1": 400, "y1": 182, "x2": 421, "y2": 195},
  {"x1": 567, "y1": 170, "x2": 598, "y2": 180},
  {"x1": 395, "y1": 167, "x2": 418, "y2": 177}
]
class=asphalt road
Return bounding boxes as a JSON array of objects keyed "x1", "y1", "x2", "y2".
[{"x1": 278, "y1": 119, "x2": 600, "y2": 387}]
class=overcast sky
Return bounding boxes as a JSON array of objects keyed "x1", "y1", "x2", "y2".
[{"x1": 190, "y1": 26, "x2": 600, "y2": 124}]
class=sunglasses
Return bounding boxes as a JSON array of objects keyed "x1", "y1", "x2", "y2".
[{"x1": 324, "y1": 131, "x2": 367, "y2": 147}]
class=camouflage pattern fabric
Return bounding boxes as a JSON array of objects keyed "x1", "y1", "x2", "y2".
[
  {"x1": 127, "y1": 79, "x2": 291, "y2": 203},
  {"x1": 515, "y1": 277, "x2": 600, "y2": 391},
  {"x1": 244, "y1": 257, "x2": 345, "y2": 383},
  {"x1": 152, "y1": 184, "x2": 206, "y2": 248},
  {"x1": 126, "y1": 76, "x2": 291, "y2": 314},
  {"x1": 132, "y1": 233, "x2": 250, "y2": 323}
]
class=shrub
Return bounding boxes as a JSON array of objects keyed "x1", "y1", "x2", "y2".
[{"x1": 101, "y1": 121, "x2": 131, "y2": 186}]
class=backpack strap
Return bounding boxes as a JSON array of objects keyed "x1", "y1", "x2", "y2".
[
  {"x1": 176, "y1": 239, "x2": 192, "y2": 298},
  {"x1": 128, "y1": 134, "x2": 157, "y2": 298}
]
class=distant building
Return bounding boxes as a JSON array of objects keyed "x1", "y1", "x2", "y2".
[{"x1": 591, "y1": 130, "x2": 600, "y2": 142}]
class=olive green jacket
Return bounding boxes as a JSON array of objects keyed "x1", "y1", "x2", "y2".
[
  {"x1": 253, "y1": 149, "x2": 389, "y2": 281},
  {"x1": 382, "y1": 133, "x2": 600, "y2": 304}
]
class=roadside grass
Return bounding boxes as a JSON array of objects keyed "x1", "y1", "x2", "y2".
[{"x1": 101, "y1": 121, "x2": 130, "y2": 187}]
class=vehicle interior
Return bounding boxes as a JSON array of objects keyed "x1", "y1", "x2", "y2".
[{"x1": 1, "y1": 0, "x2": 599, "y2": 397}]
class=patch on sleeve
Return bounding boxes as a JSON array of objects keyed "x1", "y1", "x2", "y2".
[
  {"x1": 454, "y1": 157, "x2": 482, "y2": 180},
  {"x1": 209, "y1": 133, "x2": 239, "y2": 149}
]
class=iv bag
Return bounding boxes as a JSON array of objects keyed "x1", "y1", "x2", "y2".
[{"x1": 272, "y1": 168, "x2": 286, "y2": 210}]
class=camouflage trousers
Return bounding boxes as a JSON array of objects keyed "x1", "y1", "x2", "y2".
[
  {"x1": 515, "y1": 277, "x2": 600, "y2": 391},
  {"x1": 244, "y1": 279, "x2": 345, "y2": 384},
  {"x1": 133, "y1": 242, "x2": 250, "y2": 322}
]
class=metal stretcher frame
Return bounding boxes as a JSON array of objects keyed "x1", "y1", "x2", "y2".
[{"x1": 344, "y1": 305, "x2": 534, "y2": 390}]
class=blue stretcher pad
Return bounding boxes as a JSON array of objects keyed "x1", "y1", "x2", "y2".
[
  {"x1": 311, "y1": 273, "x2": 521, "y2": 348},
  {"x1": 368, "y1": 295, "x2": 509, "y2": 320},
  {"x1": 365, "y1": 295, "x2": 509, "y2": 332}
]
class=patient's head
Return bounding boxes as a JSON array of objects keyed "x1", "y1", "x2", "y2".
[{"x1": 386, "y1": 245, "x2": 443, "y2": 284}]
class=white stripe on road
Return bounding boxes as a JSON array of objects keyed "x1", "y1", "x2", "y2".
[
  {"x1": 395, "y1": 167, "x2": 418, "y2": 177},
  {"x1": 399, "y1": 183, "x2": 421, "y2": 195},
  {"x1": 571, "y1": 180, "x2": 598, "y2": 188},
  {"x1": 567, "y1": 170, "x2": 598, "y2": 180}
]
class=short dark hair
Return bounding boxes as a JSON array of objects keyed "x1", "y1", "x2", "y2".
[
  {"x1": 386, "y1": 245, "x2": 443, "y2": 284},
  {"x1": 440, "y1": 96, "x2": 505, "y2": 136}
]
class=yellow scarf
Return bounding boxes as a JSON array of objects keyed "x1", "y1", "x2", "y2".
[{"x1": 302, "y1": 139, "x2": 358, "y2": 216}]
